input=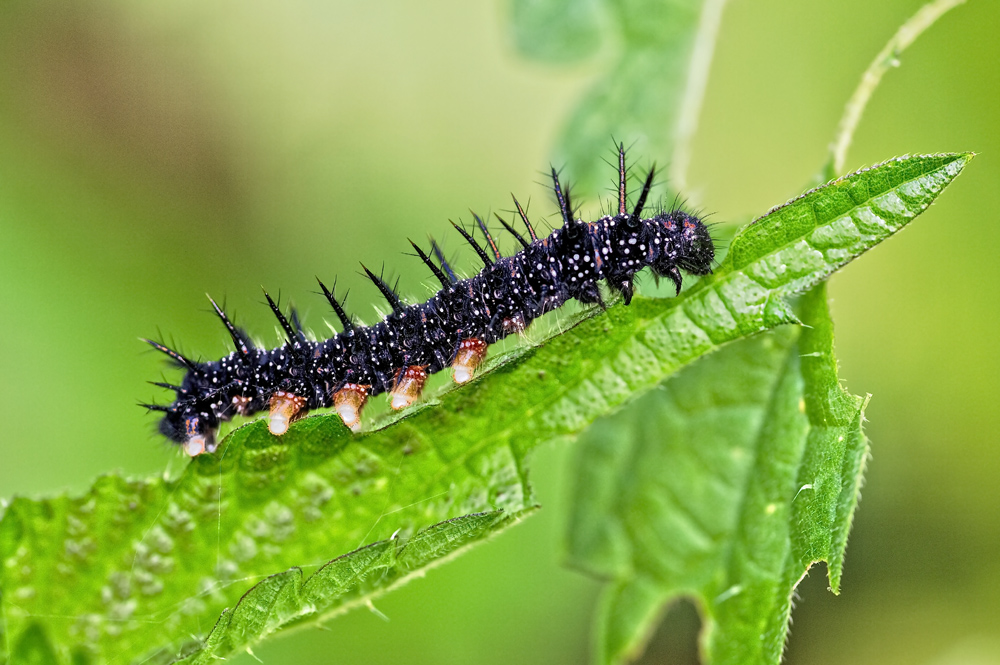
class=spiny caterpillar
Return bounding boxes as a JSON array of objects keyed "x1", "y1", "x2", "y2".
[{"x1": 143, "y1": 145, "x2": 716, "y2": 456}]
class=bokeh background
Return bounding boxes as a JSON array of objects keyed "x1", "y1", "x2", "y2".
[{"x1": 1, "y1": 0, "x2": 997, "y2": 663}]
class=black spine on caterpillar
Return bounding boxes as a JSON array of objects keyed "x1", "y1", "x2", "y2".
[{"x1": 143, "y1": 144, "x2": 715, "y2": 456}]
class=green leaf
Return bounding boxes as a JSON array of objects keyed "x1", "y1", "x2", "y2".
[
  {"x1": 510, "y1": 0, "x2": 704, "y2": 196},
  {"x1": 175, "y1": 510, "x2": 515, "y2": 664},
  {"x1": 0, "y1": 154, "x2": 969, "y2": 664},
  {"x1": 566, "y1": 282, "x2": 867, "y2": 665},
  {"x1": 509, "y1": 0, "x2": 607, "y2": 64}
]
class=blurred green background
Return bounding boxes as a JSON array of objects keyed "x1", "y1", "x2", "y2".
[{"x1": 1, "y1": 0, "x2": 997, "y2": 663}]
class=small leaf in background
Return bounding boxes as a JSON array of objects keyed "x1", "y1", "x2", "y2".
[
  {"x1": 566, "y1": 283, "x2": 868, "y2": 665},
  {"x1": 510, "y1": 0, "x2": 606, "y2": 63},
  {"x1": 0, "y1": 153, "x2": 969, "y2": 664},
  {"x1": 510, "y1": 0, "x2": 704, "y2": 197}
]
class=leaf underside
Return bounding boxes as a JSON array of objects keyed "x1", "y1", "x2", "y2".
[{"x1": 0, "y1": 154, "x2": 970, "y2": 664}]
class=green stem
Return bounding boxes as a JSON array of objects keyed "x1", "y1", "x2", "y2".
[
  {"x1": 828, "y1": 0, "x2": 965, "y2": 177},
  {"x1": 669, "y1": 0, "x2": 729, "y2": 195}
]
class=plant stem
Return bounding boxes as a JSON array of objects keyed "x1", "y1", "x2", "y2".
[
  {"x1": 669, "y1": 0, "x2": 728, "y2": 195},
  {"x1": 828, "y1": 0, "x2": 966, "y2": 177}
]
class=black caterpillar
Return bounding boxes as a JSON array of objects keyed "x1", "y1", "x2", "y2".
[{"x1": 143, "y1": 145, "x2": 715, "y2": 456}]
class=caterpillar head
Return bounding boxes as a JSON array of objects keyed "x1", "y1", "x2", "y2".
[{"x1": 672, "y1": 212, "x2": 715, "y2": 276}]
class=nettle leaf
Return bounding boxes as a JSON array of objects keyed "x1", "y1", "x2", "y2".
[
  {"x1": 0, "y1": 154, "x2": 969, "y2": 664},
  {"x1": 510, "y1": 0, "x2": 703, "y2": 195},
  {"x1": 567, "y1": 282, "x2": 866, "y2": 665}
]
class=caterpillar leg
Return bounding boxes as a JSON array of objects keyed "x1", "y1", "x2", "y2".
[
  {"x1": 182, "y1": 416, "x2": 217, "y2": 457},
  {"x1": 452, "y1": 338, "x2": 488, "y2": 384},
  {"x1": 503, "y1": 314, "x2": 527, "y2": 334},
  {"x1": 184, "y1": 435, "x2": 208, "y2": 456},
  {"x1": 334, "y1": 383, "x2": 369, "y2": 431},
  {"x1": 269, "y1": 391, "x2": 307, "y2": 435},
  {"x1": 390, "y1": 366, "x2": 429, "y2": 410}
]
